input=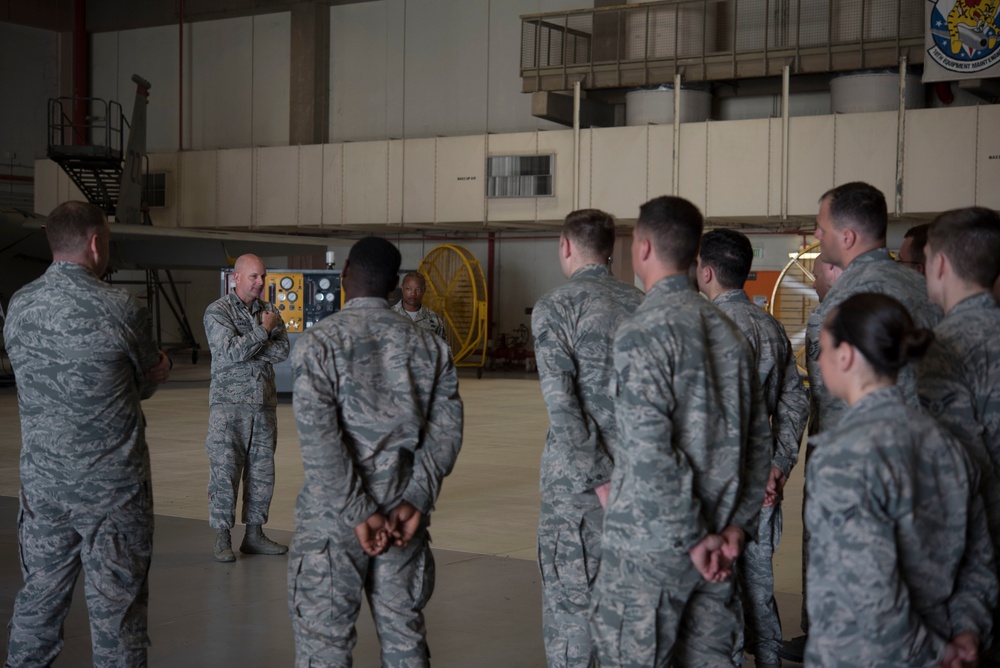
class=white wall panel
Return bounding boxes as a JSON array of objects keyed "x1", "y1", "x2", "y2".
[
  {"x1": 92, "y1": 25, "x2": 190, "y2": 154},
  {"x1": 767, "y1": 118, "x2": 782, "y2": 217},
  {"x1": 250, "y1": 13, "x2": 290, "y2": 148},
  {"x1": 190, "y1": 15, "x2": 289, "y2": 150},
  {"x1": 536, "y1": 130, "x2": 575, "y2": 223},
  {"x1": 904, "y1": 107, "x2": 977, "y2": 214},
  {"x1": 343, "y1": 141, "x2": 389, "y2": 226},
  {"x1": 388, "y1": 140, "x2": 404, "y2": 226},
  {"x1": 402, "y1": 139, "x2": 436, "y2": 224},
  {"x1": 216, "y1": 149, "x2": 252, "y2": 228},
  {"x1": 436, "y1": 135, "x2": 485, "y2": 224},
  {"x1": 578, "y1": 130, "x2": 593, "y2": 209},
  {"x1": 976, "y1": 105, "x2": 1000, "y2": 211},
  {"x1": 330, "y1": 0, "x2": 404, "y2": 142},
  {"x1": 322, "y1": 144, "x2": 344, "y2": 227},
  {"x1": 33, "y1": 160, "x2": 62, "y2": 216},
  {"x1": 298, "y1": 145, "x2": 324, "y2": 228},
  {"x1": 255, "y1": 146, "x2": 299, "y2": 227},
  {"x1": 678, "y1": 123, "x2": 708, "y2": 213},
  {"x1": 591, "y1": 126, "x2": 648, "y2": 220},
  {"x1": 1, "y1": 24, "x2": 58, "y2": 168},
  {"x1": 787, "y1": 116, "x2": 834, "y2": 216},
  {"x1": 179, "y1": 151, "x2": 217, "y2": 228},
  {"x1": 496, "y1": 236, "x2": 566, "y2": 339},
  {"x1": 833, "y1": 112, "x2": 897, "y2": 203},
  {"x1": 646, "y1": 125, "x2": 674, "y2": 200},
  {"x1": 707, "y1": 119, "x2": 770, "y2": 218}
]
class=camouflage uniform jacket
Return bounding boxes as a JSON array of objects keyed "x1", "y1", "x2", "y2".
[
  {"x1": 4, "y1": 262, "x2": 161, "y2": 498},
  {"x1": 805, "y1": 248, "x2": 941, "y2": 433},
  {"x1": 918, "y1": 291, "x2": 1000, "y2": 553},
  {"x1": 713, "y1": 289, "x2": 808, "y2": 478},
  {"x1": 532, "y1": 264, "x2": 644, "y2": 496},
  {"x1": 204, "y1": 291, "x2": 289, "y2": 407},
  {"x1": 805, "y1": 386, "x2": 996, "y2": 667},
  {"x1": 602, "y1": 275, "x2": 773, "y2": 554},
  {"x1": 391, "y1": 301, "x2": 446, "y2": 340},
  {"x1": 291, "y1": 297, "x2": 463, "y2": 540}
]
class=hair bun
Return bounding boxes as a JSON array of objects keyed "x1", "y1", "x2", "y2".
[{"x1": 899, "y1": 327, "x2": 934, "y2": 363}]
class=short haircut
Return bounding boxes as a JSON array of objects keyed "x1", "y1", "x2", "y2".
[
  {"x1": 927, "y1": 207, "x2": 1000, "y2": 288},
  {"x1": 562, "y1": 209, "x2": 616, "y2": 261},
  {"x1": 820, "y1": 182, "x2": 887, "y2": 241},
  {"x1": 402, "y1": 272, "x2": 427, "y2": 287},
  {"x1": 825, "y1": 292, "x2": 933, "y2": 380},
  {"x1": 902, "y1": 223, "x2": 930, "y2": 265},
  {"x1": 45, "y1": 201, "x2": 107, "y2": 255},
  {"x1": 347, "y1": 236, "x2": 402, "y2": 296},
  {"x1": 699, "y1": 229, "x2": 753, "y2": 289},
  {"x1": 636, "y1": 196, "x2": 703, "y2": 271}
]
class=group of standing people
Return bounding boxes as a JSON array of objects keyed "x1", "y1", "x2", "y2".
[
  {"x1": 4, "y1": 189, "x2": 1000, "y2": 667},
  {"x1": 532, "y1": 184, "x2": 1000, "y2": 668},
  {"x1": 2, "y1": 201, "x2": 460, "y2": 667}
]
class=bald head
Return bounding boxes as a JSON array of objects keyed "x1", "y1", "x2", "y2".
[{"x1": 233, "y1": 254, "x2": 266, "y2": 305}]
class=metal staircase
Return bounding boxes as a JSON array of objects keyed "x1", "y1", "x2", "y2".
[{"x1": 47, "y1": 97, "x2": 127, "y2": 217}]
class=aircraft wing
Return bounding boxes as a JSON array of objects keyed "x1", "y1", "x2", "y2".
[{"x1": 2, "y1": 207, "x2": 333, "y2": 270}]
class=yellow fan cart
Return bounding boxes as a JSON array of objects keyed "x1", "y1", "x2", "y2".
[
  {"x1": 418, "y1": 244, "x2": 489, "y2": 378},
  {"x1": 768, "y1": 241, "x2": 819, "y2": 376}
]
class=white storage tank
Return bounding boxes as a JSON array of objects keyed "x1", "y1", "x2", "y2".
[
  {"x1": 830, "y1": 71, "x2": 924, "y2": 113},
  {"x1": 625, "y1": 86, "x2": 712, "y2": 125}
]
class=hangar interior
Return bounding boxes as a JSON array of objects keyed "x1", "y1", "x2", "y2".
[{"x1": 1, "y1": 0, "x2": 998, "y2": 664}]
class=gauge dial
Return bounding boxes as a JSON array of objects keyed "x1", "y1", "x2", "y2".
[
  {"x1": 318, "y1": 278, "x2": 331, "y2": 290},
  {"x1": 280, "y1": 277, "x2": 294, "y2": 290},
  {"x1": 287, "y1": 291, "x2": 298, "y2": 303}
]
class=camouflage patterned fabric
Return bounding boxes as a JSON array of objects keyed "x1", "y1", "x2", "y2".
[
  {"x1": 3, "y1": 261, "x2": 161, "y2": 667},
  {"x1": 203, "y1": 291, "x2": 289, "y2": 530},
  {"x1": 288, "y1": 297, "x2": 462, "y2": 668},
  {"x1": 805, "y1": 386, "x2": 997, "y2": 667},
  {"x1": 532, "y1": 263, "x2": 644, "y2": 667},
  {"x1": 391, "y1": 301, "x2": 446, "y2": 340},
  {"x1": 713, "y1": 289, "x2": 808, "y2": 665},
  {"x1": 918, "y1": 291, "x2": 1000, "y2": 594},
  {"x1": 592, "y1": 274, "x2": 772, "y2": 666},
  {"x1": 805, "y1": 248, "x2": 941, "y2": 433}
]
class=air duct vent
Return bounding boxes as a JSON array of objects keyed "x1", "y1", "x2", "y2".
[{"x1": 486, "y1": 155, "x2": 554, "y2": 198}]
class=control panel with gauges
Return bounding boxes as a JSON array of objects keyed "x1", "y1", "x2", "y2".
[{"x1": 220, "y1": 269, "x2": 342, "y2": 335}]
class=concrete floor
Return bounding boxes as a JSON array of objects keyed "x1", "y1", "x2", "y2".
[{"x1": 0, "y1": 361, "x2": 805, "y2": 666}]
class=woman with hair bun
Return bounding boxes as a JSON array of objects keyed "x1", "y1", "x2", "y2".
[{"x1": 805, "y1": 293, "x2": 997, "y2": 668}]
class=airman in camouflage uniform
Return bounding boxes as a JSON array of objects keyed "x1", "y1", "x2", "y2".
[
  {"x1": 917, "y1": 207, "x2": 1000, "y2": 653},
  {"x1": 532, "y1": 209, "x2": 644, "y2": 668},
  {"x1": 787, "y1": 184, "x2": 941, "y2": 661},
  {"x1": 288, "y1": 237, "x2": 462, "y2": 668},
  {"x1": 807, "y1": 294, "x2": 996, "y2": 668},
  {"x1": 696, "y1": 229, "x2": 808, "y2": 668},
  {"x1": 4, "y1": 201, "x2": 171, "y2": 667},
  {"x1": 805, "y1": 182, "x2": 940, "y2": 434},
  {"x1": 591, "y1": 197, "x2": 772, "y2": 667},
  {"x1": 204, "y1": 253, "x2": 290, "y2": 561},
  {"x1": 392, "y1": 272, "x2": 446, "y2": 340}
]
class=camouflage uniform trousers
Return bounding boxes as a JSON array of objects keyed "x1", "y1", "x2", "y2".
[
  {"x1": 205, "y1": 404, "x2": 277, "y2": 529},
  {"x1": 538, "y1": 491, "x2": 604, "y2": 668},
  {"x1": 6, "y1": 483, "x2": 153, "y2": 668},
  {"x1": 288, "y1": 524, "x2": 435, "y2": 668},
  {"x1": 736, "y1": 502, "x2": 782, "y2": 665},
  {"x1": 591, "y1": 547, "x2": 742, "y2": 668}
]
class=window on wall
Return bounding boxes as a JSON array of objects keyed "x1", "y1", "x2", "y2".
[
  {"x1": 486, "y1": 155, "x2": 554, "y2": 198},
  {"x1": 143, "y1": 172, "x2": 167, "y2": 208}
]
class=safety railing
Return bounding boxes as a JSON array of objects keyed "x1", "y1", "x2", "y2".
[
  {"x1": 520, "y1": 0, "x2": 925, "y2": 90},
  {"x1": 47, "y1": 97, "x2": 126, "y2": 156}
]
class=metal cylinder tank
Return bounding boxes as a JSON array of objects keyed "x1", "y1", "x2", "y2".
[
  {"x1": 830, "y1": 71, "x2": 924, "y2": 113},
  {"x1": 624, "y1": 0, "x2": 717, "y2": 59},
  {"x1": 626, "y1": 87, "x2": 712, "y2": 125}
]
